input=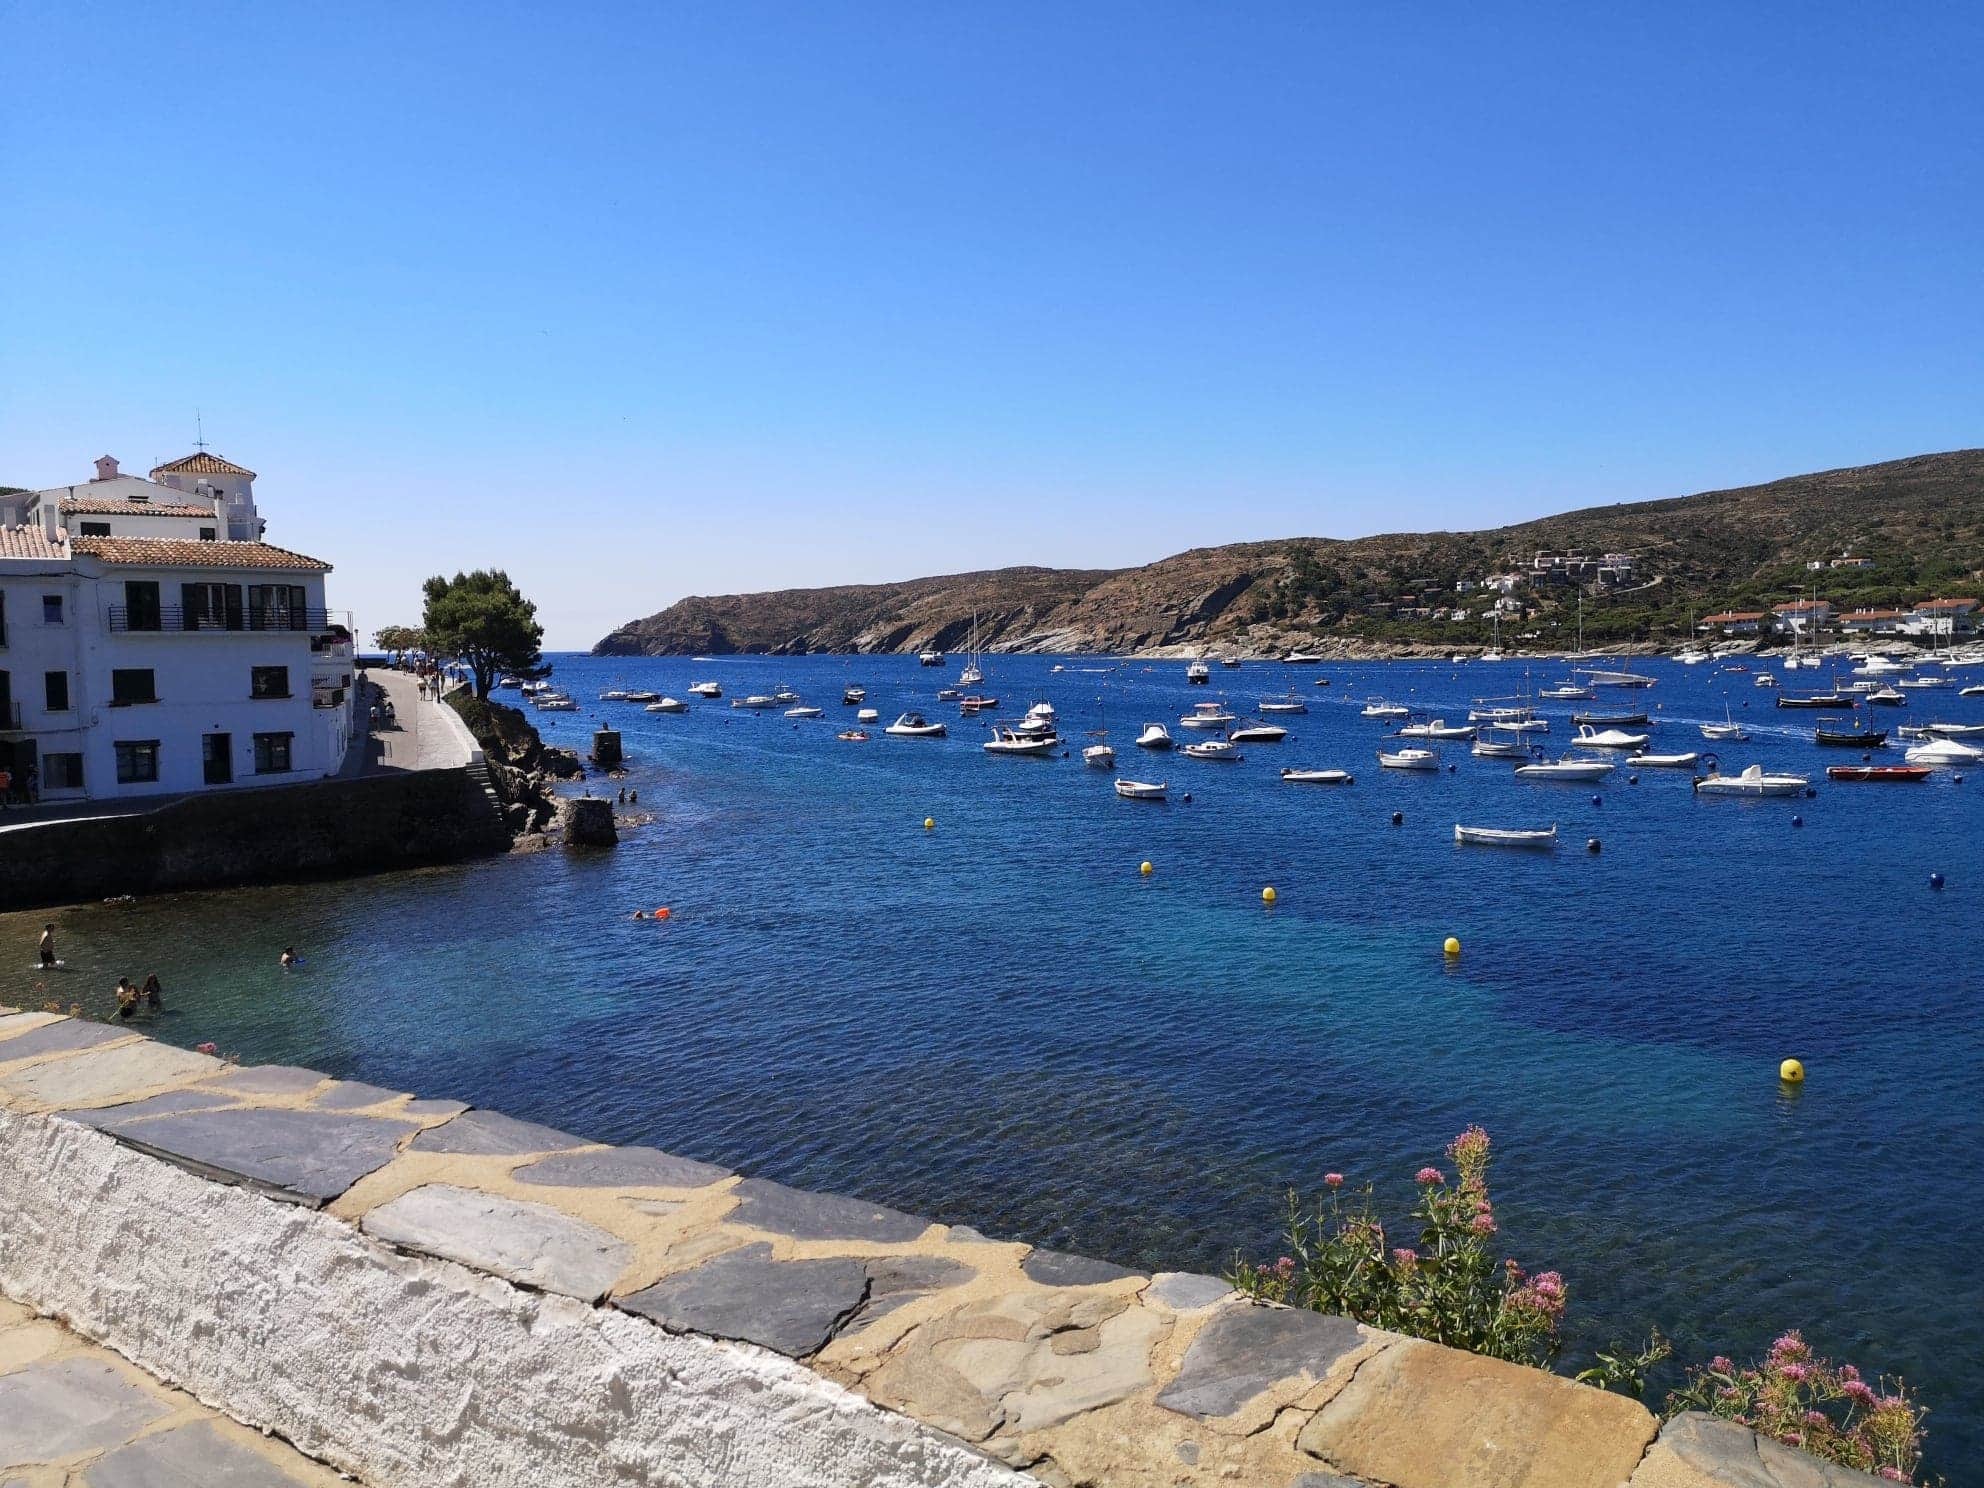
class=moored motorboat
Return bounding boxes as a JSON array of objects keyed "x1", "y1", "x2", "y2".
[
  {"x1": 601, "y1": 689, "x2": 629, "y2": 701},
  {"x1": 1575, "y1": 725, "x2": 1650, "y2": 749},
  {"x1": 689, "y1": 681, "x2": 722, "y2": 698},
  {"x1": 1183, "y1": 739, "x2": 1243, "y2": 761},
  {"x1": 1179, "y1": 702, "x2": 1237, "y2": 730},
  {"x1": 1083, "y1": 742, "x2": 1116, "y2": 769},
  {"x1": 1115, "y1": 778, "x2": 1167, "y2": 800},
  {"x1": 1925, "y1": 721, "x2": 1984, "y2": 738},
  {"x1": 732, "y1": 694, "x2": 779, "y2": 710},
  {"x1": 1471, "y1": 738, "x2": 1532, "y2": 759},
  {"x1": 1228, "y1": 723, "x2": 1288, "y2": 743},
  {"x1": 1826, "y1": 764, "x2": 1930, "y2": 782},
  {"x1": 1136, "y1": 723, "x2": 1175, "y2": 750},
  {"x1": 1281, "y1": 767, "x2": 1354, "y2": 784},
  {"x1": 1814, "y1": 723, "x2": 1886, "y2": 747},
  {"x1": 1259, "y1": 692, "x2": 1308, "y2": 714},
  {"x1": 1537, "y1": 684, "x2": 1594, "y2": 700},
  {"x1": 1754, "y1": 673, "x2": 1778, "y2": 688},
  {"x1": 1776, "y1": 693, "x2": 1855, "y2": 709},
  {"x1": 784, "y1": 705, "x2": 824, "y2": 719},
  {"x1": 918, "y1": 649, "x2": 945, "y2": 666},
  {"x1": 1693, "y1": 764, "x2": 1810, "y2": 796},
  {"x1": 1398, "y1": 719, "x2": 1476, "y2": 740},
  {"x1": 1186, "y1": 659, "x2": 1211, "y2": 684},
  {"x1": 626, "y1": 690, "x2": 661, "y2": 703},
  {"x1": 1454, "y1": 824, "x2": 1557, "y2": 848},
  {"x1": 959, "y1": 694, "x2": 1000, "y2": 713},
  {"x1": 885, "y1": 712, "x2": 947, "y2": 738},
  {"x1": 857, "y1": 707, "x2": 880, "y2": 723},
  {"x1": 842, "y1": 686, "x2": 866, "y2": 705},
  {"x1": 984, "y1": 727, "x2": 1057, "y2": 756},
  {"x1": 1514, "y1": 758, "x2": 1614, "y2": 781},
  {"x1": 1377, "y1": 747, "x2": 1440, "y2": 770},
  {"x1": 1898, "y1": 676, "x2": 1953, "y2": 690},
  {"x1": 1571, "y1": 710, "x2": 1649, "y2": 727},
  {"x1": 646, "y1": 697, "x2": 689, "y2": 713},
  {"x1": 1863, "y1": 686, "x2": 1907, "y2": 706},
  {"x1": 1905, "y1": 737, "x2": 1984, "y2": 765},
  {"x1": 1361, "y1": 701, "x2": 1411, "y2": 720},
  {"x1": 1628, "y1": 750, "x2": 1699, "y2": 768}
]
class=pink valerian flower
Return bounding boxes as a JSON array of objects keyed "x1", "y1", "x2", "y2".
[
  {"x1": 1323, "y1": 1172, "x2": 1344, "y2": 1189},
  {"x1": 1777, "y1": 1362, "x2": 1810, "y2": 1384},
  {"x1": 1769, "y1": 1331, "x2": 1811, "y2": 1363},
  {"x1": 1710, "y1": 1355, "x2": 1735, "y2": 1373},
  {"x1": 1804, "y1": 1411, "x2": 1829, "y2": 1428},
  {"x1": 1415, "y1": 1167, "x2": 1444, "y2": 1185},
  {"x1": 1470, "y1": 1212, "x2": 1498, "y2": 1236},
  {"x1": 1392, "y1": 1247, "x2": 1419, "y2": 1267},
  {"x1": 1842, "y1": 1380, "x2": 1877, "y2": 1406},
  {"x1": 1273, "y1": 1256, "x2": 1296, "y2": 1279},
  {"x1": 1839, "y1": 1364, "x2": 1862, "y2": 1383},
  {"x1": 196, "y1": 1042, "x2": 218, "y2": 1055},
  {"x1": 1879, "y1": 1470, "x2": 1908, "y2": 1482}
]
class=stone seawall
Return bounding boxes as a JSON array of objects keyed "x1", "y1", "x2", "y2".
[
  {"x1": 0, "y1": 1011, "x2": 1882, "y2": 1488},
  {"x1": 0, "y1": 768, "x2": 511, "y2": 912}
]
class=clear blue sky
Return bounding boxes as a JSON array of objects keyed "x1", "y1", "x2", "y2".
[{"x1": 3, "y1": 3, "x2": 1978, "y2": 648}]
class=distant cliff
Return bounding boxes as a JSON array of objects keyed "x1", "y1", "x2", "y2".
[{"x1": 593, "y1": 450, "x2": 1984, "y2": 656}]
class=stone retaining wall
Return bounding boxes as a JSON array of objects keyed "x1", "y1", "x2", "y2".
[
  {"x1": 0, "y1": 767, "x2": 511, "y2": 912},
  {"x1": 0, "y1": 1011, "x2": 1882, "y2": 1488}
]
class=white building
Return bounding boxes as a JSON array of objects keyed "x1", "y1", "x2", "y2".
[{"x1": 0, "y1": 452, "x2": 354, "y2": 803}]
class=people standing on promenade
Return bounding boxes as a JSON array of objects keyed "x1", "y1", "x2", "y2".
[
  {"x1": 38, "y1": 924, "x2": 57, "y2": 968},
  {"x1": 114, "y1": 977, "x2": 139, "y2": 1019},
  {"x1": 142, "y1": 973, "x2": 163, "y2": 1013}
]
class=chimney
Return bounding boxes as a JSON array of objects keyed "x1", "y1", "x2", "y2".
[
  {"x1": 42, "y1": 499, "x2": 62, "y2": 541},
  {"x1": 93, "y1": 454, "x2": 120, "y2": 482}
]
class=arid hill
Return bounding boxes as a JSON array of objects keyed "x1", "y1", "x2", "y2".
[{"x1": 593, "y1": 450, "x2": 1984, "y2": 656}]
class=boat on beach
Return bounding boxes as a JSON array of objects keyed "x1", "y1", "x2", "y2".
[{"x1": 1454, "y1": 824, "x2": 1557, "y2": 848}]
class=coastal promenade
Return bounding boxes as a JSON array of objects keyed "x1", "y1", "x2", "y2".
[
  {"x1": 355, "y1": 668, "x2": 478, "y2": 775},
  {"x1": 0, "y1": 1007, "x2": 1885, "y2": 1488}
]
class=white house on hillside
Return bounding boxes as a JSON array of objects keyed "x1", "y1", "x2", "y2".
[{"x1": 0, "y1": 451, "x2": 354, "y2": 804}]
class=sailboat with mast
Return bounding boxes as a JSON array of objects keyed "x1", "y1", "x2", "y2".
[{"x1": 958, "y1": 612, "x2": 985, "y2": 687}]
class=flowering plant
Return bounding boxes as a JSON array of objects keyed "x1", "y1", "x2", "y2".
[
  {"x1": 1228, "y1": 1127, "x2": 1564, "y2": 1368},
  {"x1": 1666, "y1": 1332, "x2": 1928, "y2": 1483}
]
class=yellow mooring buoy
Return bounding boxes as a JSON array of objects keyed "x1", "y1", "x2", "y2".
[
  {"x1": 1780, "y1": 1058, "x2": 1805, "y2": 1084},
  {"x1": 1444, "y1": 936, "x2": 1462, "y2": 957}
]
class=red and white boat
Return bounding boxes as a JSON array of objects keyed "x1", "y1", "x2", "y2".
[{"x1": 1825, "y1": 764, "x2": 1932, "y2": 783}]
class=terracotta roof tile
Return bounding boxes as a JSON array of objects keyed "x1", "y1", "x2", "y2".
[
  {"x1": 71, "y1": 537, "x2": 329, "y2": 571},
  {"x1": 149, "y1": 452, "x2": 257, "y2": 479},
  {"x1": 0, "y1": 525, "x2": 68, "y2": 560},
  {"x1": 59, "y1": 496, "x2": 217, "y2": 518}
]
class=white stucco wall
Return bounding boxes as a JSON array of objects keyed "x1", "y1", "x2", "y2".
[{"x1": 0, "y1": 1108, "x2": 1029, "y2": 1488}]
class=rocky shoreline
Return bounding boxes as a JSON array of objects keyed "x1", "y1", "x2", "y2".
[{"x1": 445, "y1": 692, "x2": 584, "y2": 839}]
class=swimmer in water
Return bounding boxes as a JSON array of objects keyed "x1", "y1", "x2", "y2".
[
  {"x1": 280, "y1": 947, "x2": 298, "y2": 969},
  {"x1": 38, "y1": 924, "x2": 56, "y2": 968}
]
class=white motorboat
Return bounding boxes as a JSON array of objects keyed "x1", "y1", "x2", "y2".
[
  {"x1": 1282, "y1": 650, "x2": 1328, "y2": 664},
  {"x1": 1575, "y1": 725, "x2": 1650, "y2": 749},
  {"x1": 1281, "y1": 767, "x2": 1353, "y2": 784},
  {"x1": 937, "y1": 688, "x2": 961, "y2": 701},
  {"x1": 1454, "y1": 824, "x2": 1557, "y2": 848},
  {"x1": 772, "y1": 689, "x2": 800, "y2": 704},
  {"x1": 601, "y1": 689, "x2": 630, "y2": 701},
  {"x1": 1579, "y1": 669, "x2": 1657, "y2": 689},
  {"x1": 1083, "y1": 743, "x2": 1116, "y2": 770},
  {"x1": 1398, "y1": 719, "x2": 1475, "y2": 740},
  {"x1": 1673, "y1": 649, "x2": 1711, "y2": 665},
  {"x1": 1962, "y1": 684, "x2": 1984, "y2": 697},
  {"x1": 646, "y1": 697, "x2": 689, "y2": 713},
  {"x1": 1228, "y1": 723, "x2": 1288, "y2": 743},
  {"x1": 732, "y1": 694, "x2": 779, "y2": 710},
  {"x1": 1186, "y1": 659, "x2": 1211, "y2": 684},
  {"x1": 1467, "y1": 705, "x2": 1530, "y2": 722},
  {"x1": 1925, "y1": 722, "x2": 1984, "y2": 738},
  {"x1": 1899, "y1": 676, "x2": 1953, "y2": 690},
  {"x1": 1259, "y1": 693, "x2": 1308, "y2": 714},
  {"x1": 785, "y1": 705, "x2": 824, "y2": 719},
  {"x1": 1853, "y1": 656, "x2": 1907, "y2": 676},
  {"x1": 1863, "y1": 686, "x2": 1907, "y2": 706},
  {"x1": 1183, "y1": 739, "x2": 1243, "y2": 761},
  {"x1": 1492, "y1": 718, "x2": 1550, "y2": 735},
  {"x1": 1905, "y1": 737, "x2": 1984, "y2": 765},
  {"x1": 1361, "y1": 701, "x2": 1411, "y2": 720},
  {"x1": 885, "y1": 712, "x2": 947, "y2": 738},
  {"x1": 1025, "y1": 700, "x2": 1057, "y2": 725},
  {"x1": 626, "y1": 690, "x2": 661, "y2": 703},
  {"x1": 1537, "y1": 684, "x2": 1593, "y2": 700},
  {"x1": 1136, "y1": 723, "x2": 1175, "y2": 750},
  {"x1": 1179, "y1": 703, "x2": 1237, "y2": 730},
  {"x1": 1377, "y1": 748, "x2": 1440, "y2": 771},
  {"x1": 1693, "y1": 764, "x2": 1810, "y2": 796},
  {"x1": 842, "y1": 686, "x2": 866, "y2": 705},
  {"x1": 537, "y1": 697, "x2": 578, "y2": 712},
  {"x1": 984, "y1": 727, "x2": 1057, "y2": 756},
  {"x1": 1013, "y1": 716, "x2": 1057, "y2": 740},
  {"x1": 1629, "y1": 751, "x2": 1699, "y2": 768},
  {"x1": 689, "y1": 681, "x2": 722, "y2": 698},
  {"x1": 857, "y1": 707, "x2": 880, "y2": 723},
  {"x1": 1898, "y1": 724, "x2": 1932, "y2": 740},
  {"x1": 1115, "y1": 778, "x2": 1167, "y2": 801},
  {"x1": 1754, "y1": 673, "x2": 1778, "y2": 688},
  {"x1": 918, "y1": 649, "x2": 945, "y2": 666},
  {"x1": 1471, "y1": 738, "x2": 1532, "y2": 759},
  {"x1": 1514, "y1": 758, "x2": 1614, "y2": 781}
]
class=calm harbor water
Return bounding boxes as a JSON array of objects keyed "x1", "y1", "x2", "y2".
[{"x1": 7, "y1": 652, "x2": 1980, "y2": 1468}]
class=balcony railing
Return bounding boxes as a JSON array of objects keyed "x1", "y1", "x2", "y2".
[{"x1": 105, "y1": 606, "x2": 333, "y2": 635}]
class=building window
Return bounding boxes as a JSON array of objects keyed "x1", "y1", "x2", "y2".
[
  {"x1": 123, "y1": 580, "x2": 162, "y2": 632},
  {"x1": 79, "y1": 521, "x2": 111, "y2": 537},
  {"x1": 44, "y1": 753, "x2": 84, "y2": 790},
  {"x1": 110, "y1": 668, "x2": 157, "y2": 705},
  {"x1": 253, "y1": 732, "x2": 293, "y2": 774},
  {"x1": 250, "y1": 665, "x2": 290, "y2": 699},
  {"x1": 42, "y1": 595, "x2": 63, "y2": 624},
  {"x1": 44, "y1": 671, "x2": 69, "y2": 711},
  {"x1": 181, "y1": 581, "x2": 242, "y2": 631},
  {"x1": 199, "y1": 527, "x2": 216, "y2": 541},
  {"x1": 249, "y1": 584, "x2": 310, "y2": 631},
  {"x1": 115, "y1": 740, "x2": 160, "y2": 784}
]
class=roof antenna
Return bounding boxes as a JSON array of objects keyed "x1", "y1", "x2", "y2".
[{"x1": 195, "y1": 410, "x2": 207, "y2": 452}]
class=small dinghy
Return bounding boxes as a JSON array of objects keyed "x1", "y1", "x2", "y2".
[
  {"x1": 1628, "y1": 751, "x2": 1699, "y2": 768},
  {"x1": 1515, "y1": 758, "x2": 1615, "y2": 781},
  {"x1": 1281, "y1": 767, "x2": 1353, "y2": 784},
  {"x1": 1693, "y1": 764, "x2": 1809, "y2": 796},
  {"x1": 1135, "y1": 723, "x2": 1175, "y2": 750},
  {"x1": 1183, "y1": 739, "x2": 1244, "y2": 761},
  {"x1": 856, "y1": 707, "x2": 880, "y2": 723},
  {"x1": 1114, "y1": 778, "x2": 1167, "y2": 801},
  {"x1": 1454, "y1": 824, "x2": 1557, "y2": 848},
  {"x1": 1826, "y1": 764, "x2": 1929, "y2": 782},
  {"x1": 1228, "y1": 723, "x2": 1288, "y2": 743},
  {"x1": 885, "y1": 712, "x2": 947, "y2": 738},
  {"x1": 1377, "y1": 747, "x2": 1440, "y2": 770}
]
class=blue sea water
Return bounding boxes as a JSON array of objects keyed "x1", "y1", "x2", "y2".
[{"x1": 6, "y1": 652, "x2": 1980, "y2": 1470}]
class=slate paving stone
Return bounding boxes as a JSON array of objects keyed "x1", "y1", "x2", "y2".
[
  {"x1": 400, "y1": 1097, "x2": 468, "y2": 1122},
  {"x1": 618, "y1": 1243, "x2": 871, "y2": 1357},
  {"x1": 361, "y1": 1183, "x2": 632, "y2": 1301},
  {"x1": 97, "y1": 1107, "x2": 417, "y2": 1207},
  {"x1": 204, "y1": 1065, "x2": 327, "y2": 1096},
  {"x1": 82, "y1": 1418, "x2": 319, "y2": 1487},
  {"x1": 407, "y1": 1107, "x2": 587, "y2": 1156},
  {"x1": 61, "y1": 1088, "x2": 242, "y2": 1128},
  {"x1": 515, "y1": 1145, "x2": 730, "y2": 1191},
  {"x1": 846, "y1": 1255, "x2": 975, "y2": 1330},
  {"x1": 726, "y1": 1177, "x2": 929, "y2": 1244},
  {"x1": 1146, "y1": 1272, "x2": 1234, "y2": 1312},
  {"x1": 0, "y1": 1043, "x2": 220, "y2": 1109},
  {"x1": 0, "y1": 1357, "x2": 170, "y2": 1464},
  {"x1": 1020, "y1": 1248, "x2": 1141, "y2": 1288},
  {"x1": 0, "y1": 1019, "x2": 129, "y2": 1064},
  {"x1": 1155, "y1": 1304, "x2": 1365, "y2": 1419},
  {"x1": 313, "y1": 1081, "x2": 404, "y2": 1111},
  {"x1": 0, "y1": 1011, "x2": 62, "y2": 1037}
]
